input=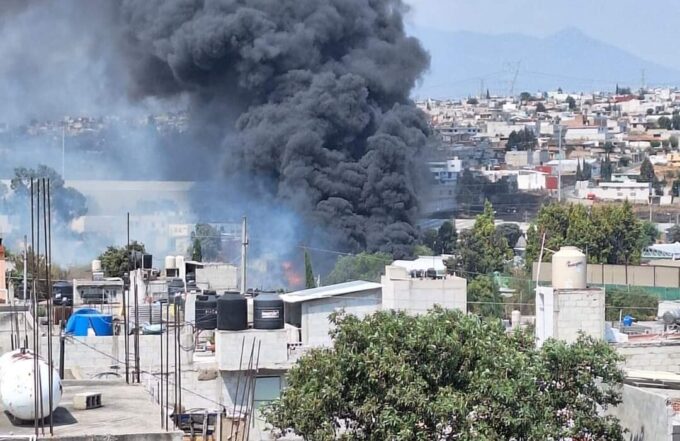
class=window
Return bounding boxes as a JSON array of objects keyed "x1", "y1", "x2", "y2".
[{"x1": 252, "y1": 376, "x2": 284, "y2": 430}]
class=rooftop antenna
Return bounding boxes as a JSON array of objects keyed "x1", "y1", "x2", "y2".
[{"x1": 240, "y1": 216, "x2": 248, "y2": 295}]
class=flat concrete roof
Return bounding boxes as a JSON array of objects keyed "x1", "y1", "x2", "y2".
[
  {"x1": 0, "y1": 380, "x2": 182, "y2": 440},
  {"x1": 280, "y1": 280, "x2": 381, "y2": 304}
]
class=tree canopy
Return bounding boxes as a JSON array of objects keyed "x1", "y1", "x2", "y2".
[
  {"x1": 304, "y1": 250, "x2": 316, "y2": 289},
  {"x1": 325, "y1": 252, "x2": 392, "y2": 284},
  {"x1": 667, "y1": 225, "x2": 680, "y2": 243},
  {"x1": 638, "y1": 157, "x2": 656, "y2": 183},
  {"x1": 566, "y1": 95, "x2": 576, "y2": 110},
  {"x1": 264, "y1": 308, "x2": 625, "y2": 440},
  {"x1": 496, "y1": 223, "x2": 522, "y2": 249},
  {"x1": 525, "y1": 202, "x2": 643, "y2": 266},
  {"x1": 421, "y1": 221, "x2": 458, "y2": 255},
  {"x1": 98, "y1": 241, "x2": 146, "y2": 278},
  {"x1": 506, "y1": 127, "x2": 537, "y2": 151},
  {"x1": 192, "y1": 223, "x2": 222, "y2": 261}
]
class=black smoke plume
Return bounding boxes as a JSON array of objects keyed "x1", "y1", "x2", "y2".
[{"x1": 118, "y1": 0, "x2": 431, "y2": 258}]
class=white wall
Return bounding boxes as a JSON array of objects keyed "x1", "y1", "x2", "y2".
[
  {"x1": 536, "y1": 287, "x2": 605, "y2": 345},
  {"x1": 381, "y1": 266, "x2": 467, "y2": 314},
  {"x1": 301, "y1": 289, "x2": 381, "y2": 347}
]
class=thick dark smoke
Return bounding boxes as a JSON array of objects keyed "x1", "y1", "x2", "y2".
[{"x1": 118, "y1": 0, "x2": 431, "y2": 258}]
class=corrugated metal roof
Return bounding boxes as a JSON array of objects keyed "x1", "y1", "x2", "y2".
[{"x1": 280, "y1": 280, "x2": 381, "y2": 304}]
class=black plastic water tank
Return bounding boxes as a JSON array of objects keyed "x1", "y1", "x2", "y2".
[
  {"x1": 195, "y1": 291, "x2": 218, "y2": 330},
  {"x1": 217, "y1": 291, "x2": 247, "y2": 331},
  {"x1": 253, "y1": 293, "x2": 284, "y2": 330}
]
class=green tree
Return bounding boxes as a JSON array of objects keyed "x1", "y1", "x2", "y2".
[
  {"x1": 605, "y1": 287, "x2": 659, "y2": 321},
  {"x1": 639, "y1": 157, "x2": 656, "y2": 182},
  {"x1": 525, "y1": 202, "x2": 643, "y2": 266},
  {"x1": 466, "y1": 97, "x2": 478, "y2": 105},
  {"x1": 650, "y1": 140, "x2": 661, "y2": 148},
  {"x1": 672, "y1": 113, "x2": 680, "y2": 130},
  {"x1": 519, "y1": 91, "x2": 532, "y2": 102},
  {"x1": 601, "y1": 156, "x2": 613, "y2": 182},
  {"x1": 326, "y1": 252, "x2": 392, "y2": 284},
  {"x1": 603, "y1": 141, "x2": 615, "y2": 154},
  {"x1": 436, "y1": 221, "x2": 457, "y2": 254},
  {"x1": 9, "y1": 165, "x2": 87, "y2": 222},
  {"x1": 575, "y1": 160, "x2": 583, "y2": 180},
  {"x1": 671, "y1": 135, "x2": 679, "y2": 149},
  {"x1": 486, "y1": 89, "x2": 490, "y2": 99},
  {"x1": 304, "y1": 250, "x2": 316, "y2": 289},
  {"x1": 506, "y1": 127, "x2": 537, "y2": 151},
  {"x1": 566, "y1": 95, "x2": 576, "y2": 110},
  {"x1": 98, "y1": 241, "x2": 146, "y2": 278},
  {"x1": 454, "y1": 201, "x2": 512, "y2": 277},
  {"x1": 667, "y1": 225, "x2": 680, "y2": 243},
  {"x1": 421, "y1": 229, "x2": 438, "y2": 252},
  {"x1": 639, "y1": 221, "x2": 659, "y2": 248},
  {"x1": 456, "y1": 168, "x2": 483, "y2": 209},
  {"x1": 413, "y1": 244, "x2": 434, "y2": 255},
  {"x1": 467, "y1": 275, "x2": 503, "y2": 317},
  {"x1": 190, "y1": 238, "x2": 203, "y2": 262},
  {"x1": 496, "y1": 223, "x2": 522, "y2": 248},
  {"x1": 658, "y1": 116, "x2": 673, "y2": 130},
  {"x1": 193, "y1": 223, "x2": 222, "y2": 261},
  {"x1": 264, "y1": 308, "x2": 625, "y2": 441},
  {"x1": 535, "y1": 102, "x2": 546, "y2": 113}
]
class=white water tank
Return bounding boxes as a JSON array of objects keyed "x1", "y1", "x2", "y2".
[
  {"x1": 0, "y1": 350, "x2": 62, "y2": 420},
  {"x1": 165, "y1": 255, "x2": 176, "y2": 270},
  {"x1": 552, "y1": 246, "x2": 587, "y2": 290},
  {"x1": 91, "y1": 259, "x2": 102, "y2": 273}
]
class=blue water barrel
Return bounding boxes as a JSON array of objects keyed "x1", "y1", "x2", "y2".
[{"x1": 623, "y1": 315, "x2": 634, "y2": 327}]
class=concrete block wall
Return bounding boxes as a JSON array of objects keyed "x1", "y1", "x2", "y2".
[
  {"x1": 215, "y1": 329, "x2": 291, "y2": 371},
  {"x1": 617, "y1": 342, "x2": 680, "y2": 374},
  {"x1": 555, "y1": 288, "x2": 605, "y2": 343},
  {"x1": 39, "y1": 333, "x2": 194, "y2": 380},
  {"x1": 381, "y1": 266, "x2": 467, "y2": 314},
  {"x1": 607, "y1": 385, "x2": 676, "y2": 441}
]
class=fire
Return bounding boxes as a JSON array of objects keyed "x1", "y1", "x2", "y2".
[{"x1": 281, "y1": 261, "x2": 303, "y2": 288}]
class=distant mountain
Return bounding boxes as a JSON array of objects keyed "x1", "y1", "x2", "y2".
[{"x1": 411, "y1": 27, "x2": 680, "y2": 99}]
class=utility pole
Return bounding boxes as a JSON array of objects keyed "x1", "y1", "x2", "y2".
[
  {"x1": 23, "y1": 235, "x2": 27, "y2": 302},
  {"x1": 61, "y1": 125, "x2": 66, "y2": 180},
  {"x1": 557, "y1": 124, "x2": 563, "y2": 203},
  {"x1": 240, "y1": 216, "x2": 248, "y2": 295}
]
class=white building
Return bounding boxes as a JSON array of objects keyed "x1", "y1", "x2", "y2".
[
  {"x1": 564, "y1": 126, "x2": 608, "y2": 142},
  {"x1": 504, "y1": 150, "x2": 550, "y2": 168},
  {"x1": 428, "y1": 158, "x2": 462, "y2": 183},
  {"x1": 578, "y1": 181, "x2": 651, "y2": 203}
]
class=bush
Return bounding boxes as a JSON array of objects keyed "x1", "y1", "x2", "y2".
[{"x1": 605, "y1": 287, "x2": 658, "y2": 322}]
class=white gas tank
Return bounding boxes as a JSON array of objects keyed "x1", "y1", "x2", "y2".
[{"x1": 0, "y1": 350, "x2": 62, "y2": 420}]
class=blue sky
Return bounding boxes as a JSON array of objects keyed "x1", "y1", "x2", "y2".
[{"x1": 405, "y1": 0, "x2": 680, "y2": 71}]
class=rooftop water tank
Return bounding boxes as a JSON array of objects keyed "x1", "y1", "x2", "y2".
[
  {"x1": 217, "y1": 291, "x2": 247, "y2": 331},
  {"x1": 253, "y1": 293, "x2": 284, "y2": 330},
  {"x1": 195, "y1": 291, "x2": 218, "y2": 330},
  {"x1": 165, "y1": 255, "x2": 176, "y2": 270},
  {"x1": 0, "y1": 350, "x2": 62, "y2": 420},
  {"x1": 551, "y1": 246, "x2": 587, "y2": 290},
  {"x1": 91, "y1": 259, "x2": 102, "y2": 273}
]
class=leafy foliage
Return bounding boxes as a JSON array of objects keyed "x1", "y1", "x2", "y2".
[
  {"x1": 98, "y1": 241, "x2": 146, "y2": 278},
  {"x1": 264, "y1": 308, "x2": 625, "y2": 440},
  {"x1": 452, "y1": 201, "x2": 512, "y2": 277},
  {"x1": 667, "y1": 224, "x2": 680, "y2": 243},
  {"x1": 535, "y1": 102, "x2": 546, "y2": 113},
  {"x1": 496, "y1": 223, "x2": 522, "y2": 248},
  {"x1": 639, "y1": 157, "x2": 656, "y2": 183},
  {"x1": 600, "y1": 156, "x2": 613, "y2": 182},
  {"x1": 325, "y1": 252, "x2": 392, "y2": 284},
  {"x1": 506, "y1": 127, "x2": 537, "y2": 151},
  {"x1": 190, "y1": 238, "x2": 202, "y2": 262},
  {"x1": 639, "y1": 221, "x2": 659, "y2": 248},
  {"x1": 566, "y1": 95, "x2": 576, "y2": 110},
  {"x1": 467, "y1": 275, "x2": 502, "y2": 317},
  {"x1": 8, "y1": 165, "x2": 87, "y2": 222},
  {"x1": 605, "y1": 287, "x2": 659, "y2": 322},
  {"x1": 192, "y1": 223, "x2": 222, "y2": 261},
  {"x1": 658, "y1": 116, "x2": 673, "y2": 130},
  {"x1": 304, "y1": 250, "x2": 316, "y2": 289},
  {"x1": 525, "y1": 202, "x2": 643, "y2": 266}
]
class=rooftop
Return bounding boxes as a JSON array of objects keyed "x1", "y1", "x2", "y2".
[
  {"x1": 280, "y1": 280, "x2": 382, "y2": 304},
  {"x1": 0, "y1": 380, "x2": 181, "y2": 441}
]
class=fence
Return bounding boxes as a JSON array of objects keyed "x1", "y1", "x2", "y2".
[{"x1": 532, "y1": 262, "x2": 680, "y2": 300}]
